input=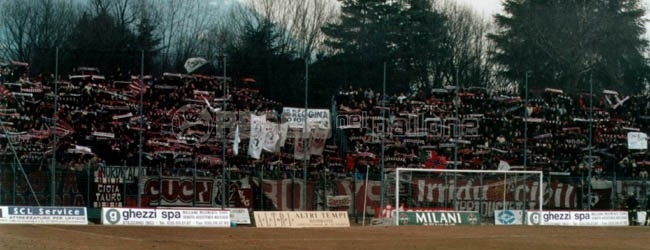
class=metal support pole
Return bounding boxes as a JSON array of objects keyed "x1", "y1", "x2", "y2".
[
  {"x1": 260, "y1": 165, "x2": 264, "y2": 211},
  {"x1": 587, "y1": 74, "x2": 594, "y2": 210},
  {"x1": 303, "y1": 59, "x2": 309, "y2": 210},
  {"x1": 138, "y1": 50, "x2": 144, "y2": 207},
  {"x1": 523, "y1": 71, "x2": 529, "y2": 210},
  {"x1": 87, "y1": 164, "x2": 90, "y2": 208},
  {"x1": 51, "y1": 47, "x2": 59, "y2": 206},
  {"x1": 453, "y1": 67, "x2": 459, "y2": 209},
  {"x1": 221, "y1": 55, "x2": 227, "y2": 209},
  {"x1": 193, "y1": 161, "x2": 196, "y2": 207},
  {"x1": 12, "y1": 160, "x2": 16, "y2": 205},
  {"x1": 123, "y1": 162, "x2": 127, "y2": 207},
  {"x1": 380, "y1": 62, "x2": 386, "y2": 209}
]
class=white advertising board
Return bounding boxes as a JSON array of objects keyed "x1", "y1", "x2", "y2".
[
  {"x1": 0, "y1": 206, "x2": 88, "y2": 225},
  {"x1": 525, "y1": 211, "x2": 628, "y2": 226},
  {"x1": 494, "y1": 210, "x2": 524, "y2": 225},
  {"x1": 254, "y1": 211, "x2": 350, "y2": 228},
  {"x1": 102, "y1": 208, "x2": 230, "y2": 227},
  {"x1": 168, "y1": 207, "x2": 251, "y2": 224}
]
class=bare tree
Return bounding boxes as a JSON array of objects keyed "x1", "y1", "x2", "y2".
[
  {"x1": 436, "y1": 0, "x2": 494, "y2": 88},
  {"x1": 0, "y1": 0, "x2": 80, "y2": 73},
  {"x1": 241, "y1": 0, "x2": 338, "y2": 60},
  {"x1": 89, "y1": 0, "x2": 137, "y2": 29},
  {"x1": 150, "y1": 0, "x2": 228, "y2": 72}
]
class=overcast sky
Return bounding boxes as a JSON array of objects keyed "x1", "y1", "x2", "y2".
[
  {"x1": 458, "y1": 0, "x2": 650, "y2": 19},
  {"x1": 456, "y1": 0, "x2": 503, "y2": 18}
]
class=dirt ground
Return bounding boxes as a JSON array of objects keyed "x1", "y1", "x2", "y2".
[{"x1": 0, "y1": 223, "x2": 648, "y2": 250}]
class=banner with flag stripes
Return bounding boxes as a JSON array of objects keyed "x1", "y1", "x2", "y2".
[{"x1": 0, "y1": 84, "x2": 14, "y2": 101}]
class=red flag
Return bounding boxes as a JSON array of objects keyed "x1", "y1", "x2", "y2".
[
  {"x1": 55, "y1": 119, "x2": 75, "y2": 137},
  {"x1": 0, "y1": 84, "x2": 14, "y2": 101},
  {"x1": 128, "y1": 79, "x2": 145, "y2": 94}
]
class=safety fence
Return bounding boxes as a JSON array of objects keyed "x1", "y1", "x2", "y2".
[{"x1": 1, "y1": 163, "x2": 649, "y2": 223}]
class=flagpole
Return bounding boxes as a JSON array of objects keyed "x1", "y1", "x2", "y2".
[
  {"x1": 51, "y1": 47, "x2": 59, "y2": 206},
  {"x1": 303, "y1": 59, "x2": 308, "y2": 211},
  {"x1": 138, "y1": 49, "x2": 144, "y2": 208}
]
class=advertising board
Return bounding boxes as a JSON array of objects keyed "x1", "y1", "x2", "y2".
[
  {"x1": 399, "y1": 211, "x2": 480, "y2": 226},
  {"x1": 254, "y1": 211, "x2": 349, "y2": 228},
  {"x1": 101, "y1": 208, "x2": 230, "y2": 227},
  {"x1": 494, "y1": 210, "x2": 524, "y2": 225},
  {"x1": 525, "y1": 211, "x2": 628, "y2": 226},
  {"x1": 168, "y1": 207, "x2": 251, "y2": 224},
  {"x1": 0, "y1": 206, "x2": 87, "y2": 225}
]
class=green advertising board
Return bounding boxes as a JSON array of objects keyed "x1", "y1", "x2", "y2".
[{"x1": 399, "y1": 211, "x2": 480, "y2": 226}]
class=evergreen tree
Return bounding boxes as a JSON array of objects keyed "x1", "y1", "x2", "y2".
[
  {"x1": 136, "y1": 14, "x2": 161, "y2": 75},
  {"x1": 64, "y1": 10, "x2": 139, "y2": 75},
  {"x1": 321, "y1": 0, "x2": 452, "y2": 93},
  {"x1": 489, "y1": 0, "x2": 650, "y2": 93}
]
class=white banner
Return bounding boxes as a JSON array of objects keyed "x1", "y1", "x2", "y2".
[
  {"x1": 0, "y1": 206, "x2": 87, "y2": 225},
  {"x1": 310, "y1": 127, "x2": 328, "y2": 155},
  {"x1": 248, "y1": 114, "x2": 266, "y2": 159},
  {"x1": 168, "y1": 207, "x2": 251, "y2": 224},
  {"x1": 102, "y1": 208, "x2": 230, "y2": 227},
  {"x1": 282, "y1": 107, "x2": 331, "y2": 130},
  {"x1": 263, "y1": 121, "x2": 281, "y2": 153},
  {"x1": 227, "y1": 208, "x2": 252, "y2": 224},
  {"x1": 494, "y1": 210, "x2": 524, "y2": 225},
  {"x1": 627, "y1": 132, "x2": 648, "y2": 150},
  {"x1": 525, "y1": 210, "x2": 628, "y2": 226},
  {"x1": 254, "y1": 211, "x2": 349, "y2": 228},
  {"x1": 278, "y1": 122, "x2": 289, "y2": 147},
  {"x1": 294, "y1": 130, "x2": 309, "y2": 160},
  {"x1": 233, "y1": 124, "x2": 240, "y2": 156}
]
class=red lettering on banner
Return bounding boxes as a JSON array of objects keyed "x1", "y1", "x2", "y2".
[
  {"x1": 261, "y1": 179, "x2": 315, "y2": 210},
  {"x1": 0, "y1": 171, "x2": 85, "y2": 206},
  {"x1": 258, "y1": 179, "x2": 583, "y2": 217}
]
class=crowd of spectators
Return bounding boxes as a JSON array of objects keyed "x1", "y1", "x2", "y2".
[
  {"x1": 1, "y1": 62, "x2": 649, "y2": 182},
  {"x1": 336, "y1": 85, "x2": 650, "y2": 181}
]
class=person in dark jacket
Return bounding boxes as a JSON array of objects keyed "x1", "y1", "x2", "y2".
[{"x1": 625, "y1": 193, "x2": 640, "y2": 226}]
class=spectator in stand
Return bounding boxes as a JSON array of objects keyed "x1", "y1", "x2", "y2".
[{"x1": 625, "y1": 193, "x2": 640, "y2": 226}]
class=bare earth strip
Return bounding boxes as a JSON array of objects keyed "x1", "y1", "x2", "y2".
[{"x1": 0, "y1": 224, "x2": 647, "y2": 250}]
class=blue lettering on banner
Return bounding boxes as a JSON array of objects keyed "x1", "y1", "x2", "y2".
[{"x1": 8, "y1": 206, "x2": 85, "y2": 216}]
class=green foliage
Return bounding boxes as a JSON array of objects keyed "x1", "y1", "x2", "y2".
[
  {"x1": 321, "y1": 0, "x2": 452, "y2": 93},
  {"x1": 489, "y1": 0, "x2": 650, "y2": 93},
  {"x1": 63, "y1": 10, "x2": 139, "y2": 75},
  {"x1": 226, "y1": 16, "x2": 305, "y2": 107},
  {"x1": 136, "y1": 14, "x2": 161, "y2": 75}
]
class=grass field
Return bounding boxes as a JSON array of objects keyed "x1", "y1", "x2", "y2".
[{"x1": 0, "y1": 224, "x2": 648, "y2": 250}]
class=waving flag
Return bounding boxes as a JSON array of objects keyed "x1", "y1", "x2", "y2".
[
  {"x1": 0, "y1": 84, "x2": 14, "y2": 101},
  {"x1": 233, "y1": 124, "x2": 240, "y2": 156},
  {"x1": 248, "y1": 114, "x2": 266, "y2": 159},
  {"x1": 184, "y1": 57, "x2": 208, "y2": 73},
  {"x1": 128, "y1": 78, "x2": 148, "y2": 95},
  {"x1": 55, "y1": 119, "x2": 75, "y2": 137}
]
